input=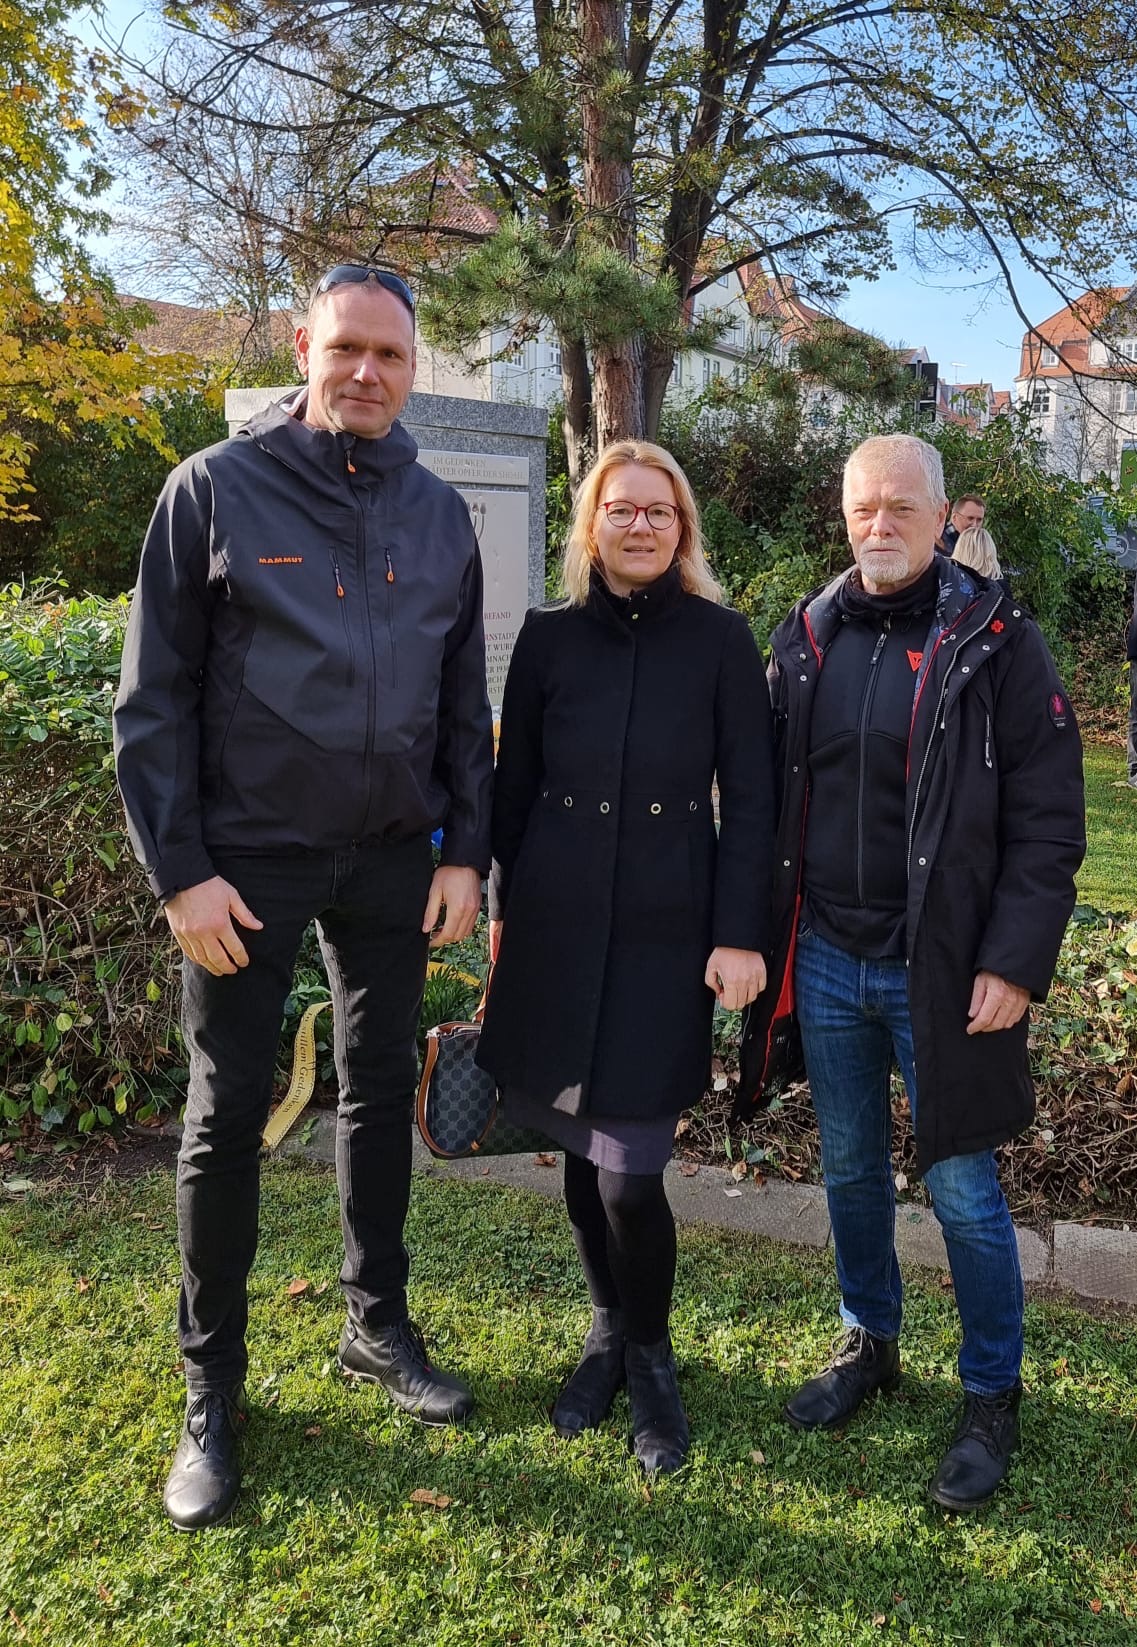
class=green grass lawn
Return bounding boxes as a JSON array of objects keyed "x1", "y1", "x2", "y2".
[
  {"x1": 1079, "y1": 742, "x2": 1137, "y2": 911},
  {"x1": 2, "y1": 1162, "x2": 1135, "y2": 1646}
]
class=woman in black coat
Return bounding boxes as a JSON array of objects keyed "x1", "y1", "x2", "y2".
[{"x1": 476, "y1": 440, "x2": 775, "y2": 1474}]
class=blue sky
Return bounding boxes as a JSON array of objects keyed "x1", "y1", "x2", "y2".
[{"x1": 82, "y1": 1, "x2": 1080, "y2": 395}]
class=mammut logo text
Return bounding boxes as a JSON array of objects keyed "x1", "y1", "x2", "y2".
[{"x1": 258, "y1": 556, "x2": 304, "y2": 565}]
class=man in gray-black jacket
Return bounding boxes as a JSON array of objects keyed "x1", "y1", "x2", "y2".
[
  {"x1": 737, "y1": 434, "x2": 1084, "y2": 1513},
  {"x1": 114, "y1": 266, "x2": 494, "y2": 1531}
]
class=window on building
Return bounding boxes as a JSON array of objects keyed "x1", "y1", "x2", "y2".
[
  {"x1": 1030, "y1": 384, "x2": 1053, "y2": 415},
  {"x1": 1040, "y1": 345, "x2": 1058, "y2": 367},
  {"x1": 702, "y1": 357, "x2": 721, "y2": 387},
  {"x1": 549, "y1": 341, "x2": 562, "y2": 372},
  {"x1": 1123, "y1": 383, "x2": 1137, "y2": 414},
  {"x1": 1119, "y1": 339, "x2": 1137, "y2": 361},
  {"x1": 671, "y1": 354, "x2": 682, "y2": 385}
]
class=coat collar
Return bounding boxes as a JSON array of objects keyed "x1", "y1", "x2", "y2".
[
  {"x1": 779, "y1": 551, "x2": 1001, "y2": 662},
  {"x1": 587, "y1": 559, "x2": 685, "y2": 628}
]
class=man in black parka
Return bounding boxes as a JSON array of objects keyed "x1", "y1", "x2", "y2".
[
  {"x1": 737, "y1": 434, "x2": 1084, "y2": 1512},
  {"x1": 113, "y1": 267, "x2": 494, "y2": 1531}
]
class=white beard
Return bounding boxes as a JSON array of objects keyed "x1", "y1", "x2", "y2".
[{"x1": 858, "y1": 545, "x2": 911, "y2": 587}]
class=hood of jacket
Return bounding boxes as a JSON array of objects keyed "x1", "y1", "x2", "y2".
[{"x1": 240, "y1": 389, "x2": 421, "y2": 498}]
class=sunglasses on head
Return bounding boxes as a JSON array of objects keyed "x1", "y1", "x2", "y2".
[{"x1": 313, "y1": 264, "x2": 416, "y2": 315}]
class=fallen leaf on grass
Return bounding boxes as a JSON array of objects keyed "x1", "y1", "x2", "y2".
[
  {"x1": 872, "y1": 1615, "x2": 886, "y2": 1628},
  {"x1": 1089, "y1": 1600, "x2": 1103, "y2": 1614},
  {"x1": 534, "y1": 1153, "x2": 558, "y2": 1167},
  {"x1": 749, "y1": 1450, "x2": 766, "y2": 1466},
  {"x1": 939, "y1": 1274, "x2": 954, "y2": 1289},
  {"x1": 76, "y1": 1276, "x2": 91, "y2": 1293},
  {"x1": 304, "y1": 1425, "x2": 322, "y2": 1438},
  {"x1": 314, "y1": 1281, "x2": 331, "y2": 1295},
  {"x1": 730, "y1": 1160, "x2": 747, "y2": 1181},
  {"x1": 286, "y1": 1278, "x2": 311, "y2": 1297},
  {"x1": 410, "y1": 1487, "x2": 453, "y2": 1509},
  {"x1": 3, "y1": 1179, "x2": 34, "y2": 1196},
  {"x1": 674, "y1": 1117, "x2": 690, "y2": 1136},
  {"x1": 678, "y1": 1162, "x2": 699, "y2": 1177},
  {"x1": 97, "y1": 1584, "x2": 112, "y2": 1604}
]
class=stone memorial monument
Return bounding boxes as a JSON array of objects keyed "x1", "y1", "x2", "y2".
[{"x1": 226, "y1": 387, "x2": 547, "y2": 704}]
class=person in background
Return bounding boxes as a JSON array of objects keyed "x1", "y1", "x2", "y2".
[
  {"x1": 939, "y1": 492, "x2": 986, "y2": 554},
  {"x1": 951, "y1": 525, "x2": 1012, "y2": 596},
  {"x1": 738, "y1": 434, "x2": 1084, "y2": 1513},
  {"x1": 477, "y1": 440, "x2": 775, "y2": 1476}
]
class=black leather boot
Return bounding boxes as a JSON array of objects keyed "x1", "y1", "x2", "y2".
[
  {"x1": 551, "y1": 1307, "x2": 626, "y2": 1437},
  {"x1": 927, "y1": 1381, "x2": 1022, "y2": 1511},
  {"x1": 163, "y1": 1384, "x2": 246, "y2": 1531},
  {"x1": 338, "y1": 1316, "x2": 474, "y2": 1426},
  {"x1": 783, "y1": 1326, "x2": 901, "y2": 1431},
  {"x1": 625, "y1": 1337, "x2": 689, "y2": 1476}
]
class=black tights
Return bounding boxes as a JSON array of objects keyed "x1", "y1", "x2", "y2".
[{"x1": 562, "y1": 1151, "x2": 676, "y2": 1344}]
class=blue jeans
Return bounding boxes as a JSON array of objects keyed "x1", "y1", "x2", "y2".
[{"x1": 795, "y1": 928, "x2": 1023, "y2": 1395}]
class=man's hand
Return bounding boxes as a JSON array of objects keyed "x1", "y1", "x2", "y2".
[
  {"x1": 705, "y1": 946, "x2": 767, "y2": 1012},
  {"x1": 966, "y1": 971, "x2": 1030, "y2": 1035},
  {"x1": 164, "y1": 876, "x2": 264, "y2": 977},
  {"x1": 422, "y1": 865, "x2": 482, "y2": 949}
]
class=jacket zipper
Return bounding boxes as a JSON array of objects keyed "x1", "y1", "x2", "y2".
[
  {"x1": 329, "y1": 548, "x2": 355, "y2": 687},
  {"x1": 384, "y1": 548, "x2": 398, "y2": 687},
  {"x1": 348, "y1": 465, "x2": 378, "y2": 837},
  {"x1": 906, "y1": 606, "x2": 997, "y2": 873},
  {"x1": 856, "y1": 623, "x2": 889, "y2": 905}
]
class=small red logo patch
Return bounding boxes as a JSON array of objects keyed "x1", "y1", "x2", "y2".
[
  {"x1": 907, "y1": 649, "x2": 923, "y2": 672},
  {"x1": 1049, "y1": 692, "x2": 1068, "y2": 729},
  {"x1": 990, "y1": 619, "x2": 1004, "y2": 633}
]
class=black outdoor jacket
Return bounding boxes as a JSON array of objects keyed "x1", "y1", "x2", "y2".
[
  {"x1": 113, "y1": 392, "x2": 494, "y2": 898},
  {"x1": 736, "y1": 553, "x2": 1086, "y2": 1174},
  {"x1": 477, "y1": 570, "x2": 775, "y2": 1119}
]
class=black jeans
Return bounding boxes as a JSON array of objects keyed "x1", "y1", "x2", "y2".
[
  {"x1": 1128, "y1": 662, "x2": 1137, "y2": 785},
  {"x1": 176, "y1": 838, "x2": 434, "y2": 1387}
]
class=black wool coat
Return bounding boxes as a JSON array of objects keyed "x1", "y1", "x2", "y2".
[
  {"x1": 476, "y1": 567, "x2": 775, "y2": 1120},
  {"x1": 736, "y1": 554, "x2": 1086, "y2": 1173}
]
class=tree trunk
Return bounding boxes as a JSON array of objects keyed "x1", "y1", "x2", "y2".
[
  {"x1": 643, "y1": 339, "x2": 675, "y2": 442},
  {"x1": 580, "y1": 0, "x2": 642, "y2": 451},
  {"x1": 560, "y1": 335, "x2": 592, "y2": 492},
  {"x1": 592, "y1": 338, "x2": 645, "y2": 448}
]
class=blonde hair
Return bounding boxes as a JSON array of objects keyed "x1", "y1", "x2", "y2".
[
  {"x1": 952, "y1": 526, "x2": 1002, "y2": 579},
  {"x1": 561, "y1": 440, "x2": 724, "y2": 606}
]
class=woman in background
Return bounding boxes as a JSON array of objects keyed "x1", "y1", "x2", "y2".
[
  {"x1": 952, "y1": 526, "x2": 1012, "y2": 596},
  {"x1": 477, "y1": 441, "x2": 775, "y2": 1476}
]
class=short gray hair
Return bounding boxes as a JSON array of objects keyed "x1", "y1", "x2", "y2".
[{"x1": 843, "y1": 434, "x2": 947, "y2": 509}]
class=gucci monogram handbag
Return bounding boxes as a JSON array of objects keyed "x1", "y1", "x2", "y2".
[{"x1": 415, "y1": 1002, "x2": 552, "y2": 1160}]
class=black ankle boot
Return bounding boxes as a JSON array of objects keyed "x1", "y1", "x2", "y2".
[
  {"x1": 928, "y1": 1381, "x2": 1022, "y2": 1511},
  {"x1": 163, "y1": 1384, "x2": 246, "y2": 1531},
  {"x1": 625, "y1": 1337, "x2": 689, "y2": 1476},
  {"x1": 551, "y1": 1307, "x2": 626, "y2": 1438},
  {"x1": 338, "y1": 1316, "x2": 474, "y2": 1426},
  {"x1": 783, "y1": 1326, "x2": 901, "y2": 1431}
]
